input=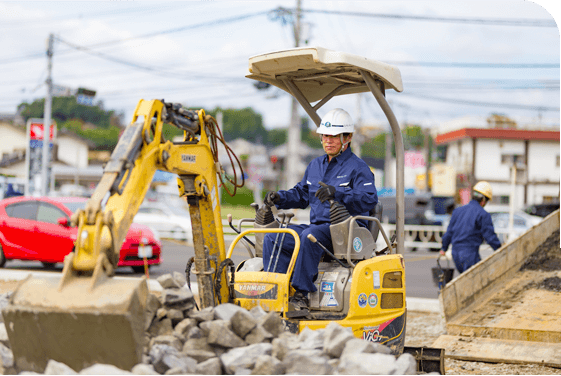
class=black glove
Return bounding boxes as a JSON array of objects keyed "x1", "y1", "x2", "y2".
[
  {"x1": 315, "y1": 182, "x2": 336, "y2": 203},
  {"x1": 264, "y1": 191, "x2": 280, "y2": 207}
]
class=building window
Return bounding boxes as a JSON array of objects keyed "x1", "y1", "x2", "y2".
[
  {"x1": 501, "y1": 154, "x2": 525, "y2": 165},
  {"x1": 497, "y1": 196, "x2": 510, "y2": 205}
]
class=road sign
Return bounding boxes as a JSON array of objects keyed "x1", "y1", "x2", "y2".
[
  {"x1": 25, "y1": 119, "x2": 56, "y2": 196},
  {"x1": 76, "y1": 94, "x2": 95, "y2": 106}
]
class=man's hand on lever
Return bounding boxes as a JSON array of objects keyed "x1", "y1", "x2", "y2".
[
  {"x1": 264, "y1": 191, "x2": 280, "y2": 207},
  {"x1": 315, "y1": 182, "x2": 336, "y2": 203}
]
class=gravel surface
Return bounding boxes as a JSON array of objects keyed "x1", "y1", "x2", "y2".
[{"x1": 406, "y1": 311, "x2": 561, "y2": 375}]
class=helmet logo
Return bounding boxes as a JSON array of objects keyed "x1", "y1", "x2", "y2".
[{"x1": 324, "y1": 121, "x2": 331, "y2": 128}]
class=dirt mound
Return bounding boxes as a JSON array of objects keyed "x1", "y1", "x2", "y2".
[
  {"x1": 519, "y1": 230, "x2": 561, "y2": 272},
  {"x1": 535, "y1": 276, "x2": 561, "y2": 292}
]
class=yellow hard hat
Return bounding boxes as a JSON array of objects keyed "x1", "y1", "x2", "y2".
[{"x1": 473, "y1": 181, "x2": 492, "y2": 201}]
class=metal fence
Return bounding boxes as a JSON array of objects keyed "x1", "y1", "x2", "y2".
[{"x1": 221, "y1": 220, "x2": 519, "y2": 251}]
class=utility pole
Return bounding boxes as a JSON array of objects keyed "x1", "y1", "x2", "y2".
[
  {"x1": 384, "y1": 132, "x2": 392, "y2": 187},
  {"x1": 41, "y1": 33, "x2": 54, "y2": 196},
  {"x1": 353, "y1": 94, "x2": 362, "y2": 158},
  {"x1": 424, "y1": 127, "x2": 432, "y2": 193},
  {"x1": 285, "y1": 0, "x2": 302, "y2": 188}
]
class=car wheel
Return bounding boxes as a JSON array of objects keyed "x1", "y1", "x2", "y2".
[
  {"x1": 132, "y1": 266, "x2": 147, "y2": 274},
  {"x1": 0, "y1": 243, "x2": 6, "y2": 268},
  {"x1": 42, "y1": 262, "x2": 57, "y2": 269}
]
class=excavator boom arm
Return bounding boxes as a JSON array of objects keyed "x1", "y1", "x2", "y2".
[{"x1": 71, "y1": 99, "x2": 229, "y2": 304}]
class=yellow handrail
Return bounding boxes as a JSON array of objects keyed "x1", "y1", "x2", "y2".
[{"x1": 227, "y1": 228, "x2": 301, "y2": 275}]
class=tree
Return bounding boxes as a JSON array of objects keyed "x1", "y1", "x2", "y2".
[
  {"x1": 300, "y1": 116, "x2": 321, "y2": 149},
  {"x1": 267, "y1": 128, "x2": 287, "y2": 146},
  {"x1": 61, "y1": 119, "x2": 121, "y2": 151},
  {"x1": 360, "y1": 124, "x2": 428, "y2": 159},
  {"x1": 18, "y1": 97, "x2": 122, "y2": 128},
  {"x1": 208, "y1": 107, "x2": 267, "y2": 144}
]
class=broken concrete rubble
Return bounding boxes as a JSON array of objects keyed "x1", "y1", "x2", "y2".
[{"x1": 0, "y1": 274, "x2": 417, "y2": 375}]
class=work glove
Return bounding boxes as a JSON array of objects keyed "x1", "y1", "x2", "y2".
[
  {"x1": 315, "y1": 181, "x2": 336, "y2": 203},
  {"x1": 264, "y1": 191, "x2": 280, "y2": 207}
]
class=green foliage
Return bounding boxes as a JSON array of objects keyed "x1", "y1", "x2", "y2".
[
  {"x1": 61, "y1": 119, "x2": 121, "y2": 151},
  {"x1": 267, "y1": 128, "x2": 287, "y2": 146},
  {"x1": 208, "y1": 107, "x2": 267, "y2": 144},
  {"x1": 265, "y1": 116, "x2": 321, "y2": 149},
  {"x1": 361, "y1": 133, "x2": 387, "y2": 158},
  {"x1": 18, "y1": 97, "x2": 121, "y2": 128},
  {"x1": 220, "y1": 184, "x2": 255, "y2": 206},
  {"x1": 301, "y1": 116, "x2": 321, "y2": 149},
  {"x1": 360, "y1": 124, "x2": 429, "y2": 159}
]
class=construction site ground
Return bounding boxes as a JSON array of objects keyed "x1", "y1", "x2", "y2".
[
  {"x1": 1, "y1": 227, "x2": 559, "y2": 375},
  {"x1": 406, "y1": 311, "x2": 560, "y2": 375},
  {"x1": 1, "y1": 278, "x2": 559, "y2": 374},
  {"x1": 408, "y1": 228, "x2": 561, "y2": 375}
]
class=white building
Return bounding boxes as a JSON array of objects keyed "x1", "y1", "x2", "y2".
[
  {"x1": 0, "y1": 122, "x2": 99, "y2": 194},
  {"x1": 433, "y1": 117, "x2": 560, "y2": 209}
]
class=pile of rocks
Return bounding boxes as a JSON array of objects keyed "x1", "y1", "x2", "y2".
[
  {"x1": 0, "y1": 273, "x2": 417, "y2": 375},
  {"x1": 0, "y1": 292, "x2": 15, "y2": 375}
]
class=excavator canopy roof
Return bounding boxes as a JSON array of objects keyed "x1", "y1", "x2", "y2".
[{"x1": 246, "y1": 46, "x2": 403, "y2": 104}]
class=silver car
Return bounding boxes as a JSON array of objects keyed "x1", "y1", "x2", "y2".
[
  {"x1": 133, "y1": 201, "x2": 192, "y2": 242},
  {"x1": 486, "y1": 205, "x2": 543, "y2": 244}
]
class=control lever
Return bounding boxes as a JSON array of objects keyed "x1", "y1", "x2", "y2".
[
  {"x1": 227, "y1": 214, "x2": 255, "y2": 248},
  {"x1": 271, "y1": 212, "x2": 294, "y2": 273},
  {"x1": 307, "y1": 234, "x2": 349, "y2": 268}
]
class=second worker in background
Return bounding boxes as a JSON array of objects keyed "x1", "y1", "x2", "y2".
[{"x1": 263, "y1": 108, "x2": 378, "y2": 310}]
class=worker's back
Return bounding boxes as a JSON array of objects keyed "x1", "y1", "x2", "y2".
[{"x1": 443, "y1": 200, "x2": 498, "y2": 250}]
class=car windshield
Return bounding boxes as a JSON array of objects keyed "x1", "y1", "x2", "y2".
[{"x1": 62, "y1": 201, "x2": 86, "y2": 214}]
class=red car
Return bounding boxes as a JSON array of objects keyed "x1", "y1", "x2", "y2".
[{"x1": 0, "y1": 196, "x2": 161, "y2": 273}]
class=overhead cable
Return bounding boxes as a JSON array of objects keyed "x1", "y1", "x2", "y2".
[
  {"x1": 0, "y1": 11, "x2": 268, "y2": 65},
  {"x1": 291, "y1": 8, "x2": 556, "y2": 27},
  {"x1": 399, "y1": 92, "x2": 560, "y2": 111},
  {"x1": 55, "y1": 36, "x2": 246, "y2": 82}
]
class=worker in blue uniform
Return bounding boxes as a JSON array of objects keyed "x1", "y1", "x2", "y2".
[
  {"x1": 440, "y1": 181, "x2": 502, "y2": 274},
  {"x1": 262, "y1": 108, "x2": 377, "y2": 310}
]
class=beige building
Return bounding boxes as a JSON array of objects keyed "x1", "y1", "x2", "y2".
[{"x1": 0, "y1": 121, "x2": 100, "y2": 195}]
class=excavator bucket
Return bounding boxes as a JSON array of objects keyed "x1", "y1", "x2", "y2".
[{"x1": 2, "y1": 272, "x2": 148, "y2": 373}]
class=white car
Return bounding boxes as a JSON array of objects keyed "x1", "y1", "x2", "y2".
[
  {"x1": 486, "y1": 205, "x2": 543, "y2": 244},
  {"x1": 133, "y1": 203, "x2": 192, "y2": 242}
]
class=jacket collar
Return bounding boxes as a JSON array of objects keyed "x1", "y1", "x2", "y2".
[{"x1": 323, "y1": 146, "x2": 353, "y2": 165}]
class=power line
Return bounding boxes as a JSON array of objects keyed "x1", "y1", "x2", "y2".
[
  {"x1": 74, "y1": 10, "x2": 269, "y2": 50},
  {"x1": 0, "y1": 3, "x2": 189, "y2": 27},
  {"x1": 54, "y1": 36, "x2": 246, "y2": 82},
  {"x1": 293, "y1": 8, "x2": 556, "y2": 27},
  {"x1": 0, "y1": 11, "x2": 268, "y2": 66},
  {"x1": 388, "y1": 61, "x2": 559, "y2": 68},
  {"x1": 399, "y1": 92, "x2": 559, "y2": 111}
]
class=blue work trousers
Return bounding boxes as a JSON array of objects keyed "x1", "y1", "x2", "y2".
[
  {"x1": 262, "y1": 223, "x2": 332, "y2": 293},
  {"x1": 452, "y1": 246, "x2": 481, "y2": 274}
]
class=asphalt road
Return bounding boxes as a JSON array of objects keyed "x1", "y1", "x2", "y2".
[{"x1": 2, "y1": 240, "x2": 471, "y2": 299}]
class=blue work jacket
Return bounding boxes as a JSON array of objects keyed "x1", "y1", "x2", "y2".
[
  {"x1": 275, "y1": 147, "x2": 378, "y2": 228},
  {"x1": 442, "y1": 200, "x2": 502, "y2": 253}
]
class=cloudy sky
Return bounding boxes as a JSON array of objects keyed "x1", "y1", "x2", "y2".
[{"x1": 1, "y1": 0, "x2": 559, "y2": 131}]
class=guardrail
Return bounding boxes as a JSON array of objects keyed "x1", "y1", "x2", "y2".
[{"x1": 220, "y1": 219, "x2": 520, "y2": 250}]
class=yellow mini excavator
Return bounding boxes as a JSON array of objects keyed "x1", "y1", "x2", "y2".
[{"x1": 2, "y1": 47, "x2": 442, "y2": 374}]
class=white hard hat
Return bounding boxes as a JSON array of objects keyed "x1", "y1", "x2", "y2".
[{"x1": 317, "y1": 108, "x2": 354, "y2": 135}]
